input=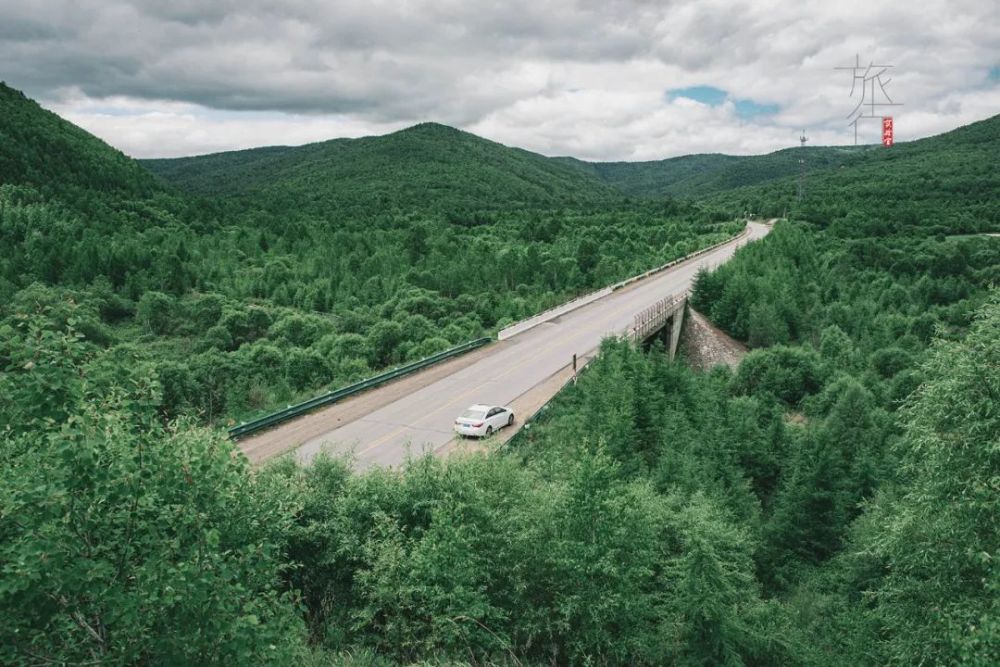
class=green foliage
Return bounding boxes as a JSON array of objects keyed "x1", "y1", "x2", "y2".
[
  {"x1": 260, "y1": 431, "x2": 796, "y2": 665},
  {"x1": 0, "y1": 311, "x2": 308, "y2": 665},
  {"x1": 682, "y1": 114, "x2": 998, "y2": 665},
  {"x1": 859, "y1": 297, "x2": 1000, "y2": 665},
  {"x1": 135, "y1": 290, "x2": 176, "y2": 335},
  {"x1": 730, "y1": 345, "x2": 825, "y2": 405}
]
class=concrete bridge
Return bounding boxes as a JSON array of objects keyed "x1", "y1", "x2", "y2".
[
  {"x1": 628, "y1": 292, "x2": 688, "y2": 359},
  {"x1": 238, "y1": 221, "x2": 772, "y2": 468}
]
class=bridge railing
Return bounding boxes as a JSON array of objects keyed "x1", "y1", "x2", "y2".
[{"x1": 628, "y1": 292, "x2": 687, "y2": 342}]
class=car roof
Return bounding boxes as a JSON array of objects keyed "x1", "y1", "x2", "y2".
[{"x1": 467, "y1": 404, "x2": 491, "y2": 410}]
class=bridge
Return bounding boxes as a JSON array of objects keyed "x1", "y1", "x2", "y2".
[{"x1": 238, "y1": 221, "x2": 772, "y2": 468}]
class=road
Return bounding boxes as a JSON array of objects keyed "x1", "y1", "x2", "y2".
[{"x1": 248, "y1": 221, "x2": 771, "y2": 468}]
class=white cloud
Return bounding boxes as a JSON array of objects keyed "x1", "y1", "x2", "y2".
[
  {"x1": 6, "y1": 0, "x2": 998, "y2": 159},
  {"x1": 49, "y1": 95, "x2": 409, "y2": 158}
]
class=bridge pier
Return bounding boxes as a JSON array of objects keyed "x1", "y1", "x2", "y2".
[{"x1": 669, "y1": 303, "x2": 685, "y2": 361}]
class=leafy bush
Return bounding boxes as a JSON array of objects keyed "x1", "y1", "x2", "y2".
[{"x1": 730, "y1": 345, "x2": 825, "y2": 404}]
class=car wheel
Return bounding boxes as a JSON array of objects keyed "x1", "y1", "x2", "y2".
[
  {"x1": 485, "y1": 426, "x2": 493, "y2": 438},
  {"x1": 507, "y1": 414, "x2": 514, "y2": 427}
]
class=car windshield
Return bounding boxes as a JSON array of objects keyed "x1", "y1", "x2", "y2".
[{"x1": 461, "y1": 408, "x2": 487, "y2": 419}]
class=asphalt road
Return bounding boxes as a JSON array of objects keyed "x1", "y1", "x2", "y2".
[{"x1": 293, "y1": 221, "x2": 771, "y2": 468}]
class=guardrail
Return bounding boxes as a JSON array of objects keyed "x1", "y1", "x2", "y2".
[
  {"x1": 228, "y1": 337, "x2": 492, "y2": 440},
  {"x1": 496, "y1": 223, "x2": 750, "y2": 342}
]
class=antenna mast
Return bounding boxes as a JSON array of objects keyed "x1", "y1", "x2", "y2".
[{"x1": 798, "y1": 130, "x2": 808, "y2": 201}]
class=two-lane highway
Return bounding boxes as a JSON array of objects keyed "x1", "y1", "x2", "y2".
[{"x1": 277, "y1": 221, "x2": 770, "y2": 468}]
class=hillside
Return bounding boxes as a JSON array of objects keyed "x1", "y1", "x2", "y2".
[
  {"x1": 149, "y1": 117, "x2": 992, "y2": 209},
  {"x1": 707, "y1": 113, "x2": 1000, "y2": 234},
  {"x1": 0, "y1": 82, "x2": 162, "y2": 202},
  {"x1": 585, "y1": 145, "x2": 873, "y2": 198},
  {"x1": 143, "y1": 122, "x2": 623, "y2": 211}
]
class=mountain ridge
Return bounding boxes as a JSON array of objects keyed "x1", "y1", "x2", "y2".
[
  {"x1": 143, "y1": 113, "x2": 1000, "y2": 207},
  {"x1": 142, "y1": 119, "x2": 623, "y2": 211},
  {"x1": 3, "y1": 80, "x2": 996, "y2": 217}
]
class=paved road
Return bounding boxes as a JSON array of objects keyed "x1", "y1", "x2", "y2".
[{"x1": 291, "y1": 221, "x2": 771, "y2": 468}]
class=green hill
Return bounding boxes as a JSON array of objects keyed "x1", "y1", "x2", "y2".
[
  {"x1": 706, "y1": 114, "x2": 1000, "y2": 234},
  {"x1": 584, "y1": 145, "x2": 873, "y2": 198},
  {"x1": 0, "y1": 82, "x2": 162, "y2": 202},
  {"x1": 143, "y1": 122, "x2": 623, "y2": 212},
  {"x1": 146, "y1": 119, "x2": 949, "y2": 208}
]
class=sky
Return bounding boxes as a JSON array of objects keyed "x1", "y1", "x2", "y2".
[{"x1": 2, "y1": 0, "x2": 998, "y2": 161}]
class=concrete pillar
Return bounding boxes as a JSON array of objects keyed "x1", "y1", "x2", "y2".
[{"x1": 669, "y1": 300, "x2": 686, "y2": 361}]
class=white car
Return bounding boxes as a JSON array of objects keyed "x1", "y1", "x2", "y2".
[{"x1": 454, "y1": 404, "x2": 515, "y2": 438}]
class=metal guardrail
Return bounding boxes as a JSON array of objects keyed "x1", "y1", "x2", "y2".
[{"x1": 228, "y1": 337, "x2": 492, "y2": 439}]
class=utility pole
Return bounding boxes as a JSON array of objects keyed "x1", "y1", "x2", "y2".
[{"x1": 797, "y1": 130, "x2": 808, "y2": 201}]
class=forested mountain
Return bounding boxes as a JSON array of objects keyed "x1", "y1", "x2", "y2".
[
  {"x1": 0, "y1": 83, "x2": 163, "y2": 203},
  {"x1": 581, "y1": 145, "x2": 872, "y2": 198},
  {"x1": 710, "y1": 113, "x2": 1000, "y2": 233},
  {"x1": 146, "y1": 112, "x2": 998, "y2": 209},
  {"x1": 143, "y1": 120, "x2": 872, "y2": 207},
  {"x1": 143, "y1": 122, "x2": 623, "y2": 211}
]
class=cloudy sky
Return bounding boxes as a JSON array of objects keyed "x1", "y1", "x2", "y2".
[{"x1": 2, "y1": 0, "x2": 998, "y2": 160}]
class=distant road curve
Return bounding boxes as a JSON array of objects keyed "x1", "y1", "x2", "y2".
[{"x1": 239, "y1": 221, "x2": 773, "y2": 468}]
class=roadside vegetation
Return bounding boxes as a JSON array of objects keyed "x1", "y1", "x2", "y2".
[{"x1": 1, "y1": 81, "x2": 997, "y2": 664}]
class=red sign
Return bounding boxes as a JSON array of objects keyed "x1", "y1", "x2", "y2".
[{"x1": 882, "y1": 116, "x2": 894, "y2": 147}]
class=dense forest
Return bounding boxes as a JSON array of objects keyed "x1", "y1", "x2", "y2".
[{"x1": 1, "y1": 80, "x2": 998, "y2": 665}]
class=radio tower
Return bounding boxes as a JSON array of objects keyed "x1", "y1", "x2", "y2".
[{"x1": 797, "y1": 130, "x2": 808, "y2": 201}]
